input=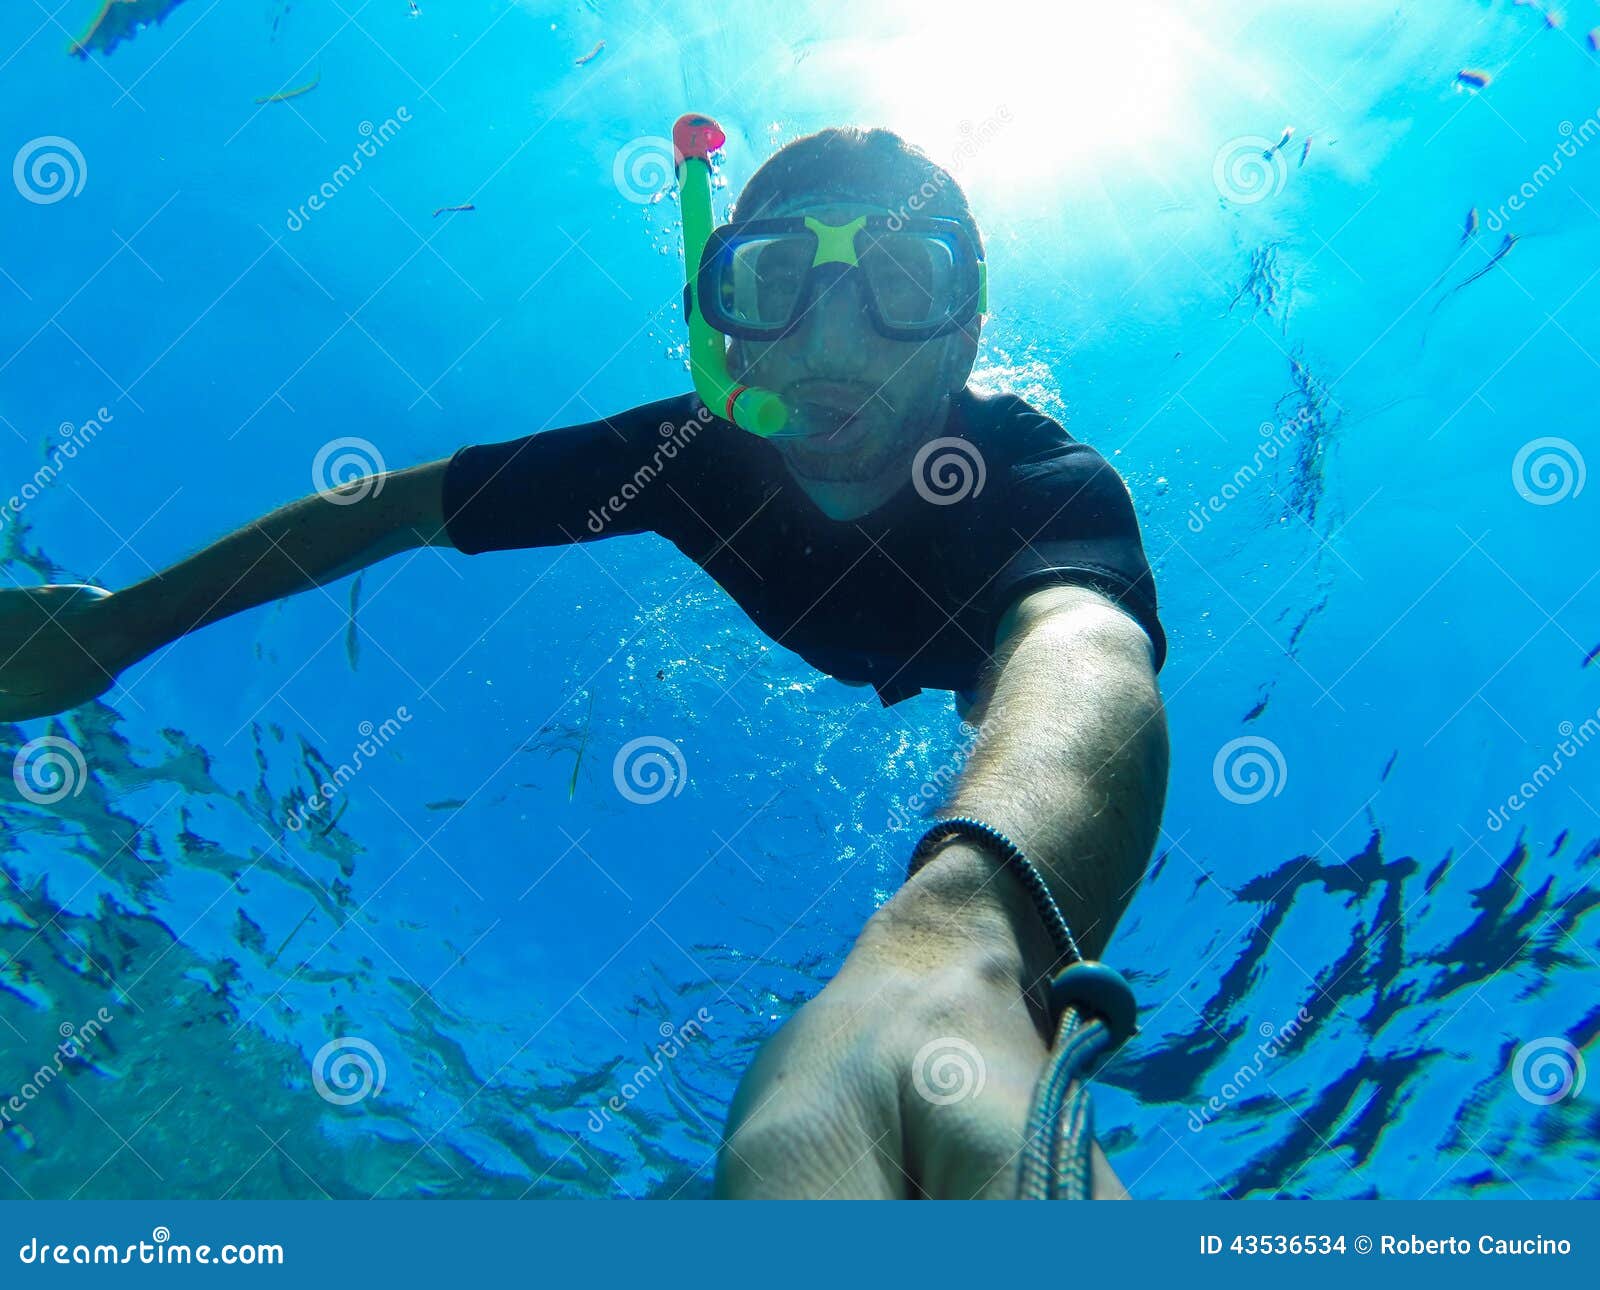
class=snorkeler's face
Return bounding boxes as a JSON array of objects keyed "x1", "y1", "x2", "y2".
[{"x1": 727, "y1": 199, "x2": 979, "y2": 520}]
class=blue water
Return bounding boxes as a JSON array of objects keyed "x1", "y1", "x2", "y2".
[{"x1": 2, "y1": 0, "x2": 1597, "y2": 1199}]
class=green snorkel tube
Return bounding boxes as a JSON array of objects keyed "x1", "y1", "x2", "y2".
[{"x1": 672, "y1": 114, "x2": 789, "y2": 437}]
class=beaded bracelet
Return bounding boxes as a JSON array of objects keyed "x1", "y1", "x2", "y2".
[{"x1": 905, "y1": 815, "x2": 1085, "y2": 969}]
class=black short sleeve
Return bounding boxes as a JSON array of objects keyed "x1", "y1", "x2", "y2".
[
  {"x1": 441, "y1": 394, "x2": 699, "y2": 555},
  {"x1": 983, "y1": 400, "x2": 1167, "y2": 670}
]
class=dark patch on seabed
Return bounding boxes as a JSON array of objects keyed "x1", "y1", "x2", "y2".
[{"x1": 1102, "y1": 824, "x2": 1600, "y2": 1197}]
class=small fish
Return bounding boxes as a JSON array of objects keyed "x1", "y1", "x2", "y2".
[
  {"x1": 409, "y1": 1, "x2": 422, "y2": 15},
  {"x1": 1299, "y1": 135, "x2": 1313, "y2": 168},
  {"x1": 1582, "y1": 641, "x2": 1600, "y2": 669},
  {"x1": 266, "y1": 907, "x2": 316, "y2": 969},
  {"x1": 568, "y1": 690, "x2": 596, "y2": 800},
  {"x1": 1590, "y1": 26, "x2": 1600, "y2": 52},
  {"x1": 1456, "y1": 68, "x2": 1492, "y2": 90},
  {"x1": 425, "y1": 798, "x2": 467, "y2": 811},
  {"x1": 345, "y1": 572, "x2": 363, "y2": 671},
  {"x1": 1422, "y1": 208, "x2": 1481, "y2": 294},
  {"x1": 575, "y1": 40, "x2": 605, "y2": 66},
  {"x1": 1424, "y1": 233, "x2": 1522, "y2": 343},
  {"x1": 1262, "y1": 125, "x2": 1294, "y2": 159},
  {"x1": 256, "y1": 69, "x2": 321, "y2": 104},
  {"x1": 316, "y1": 796, "x2": 350, "y2": 838},
  {"x1": 432, "y1": 203, "x2": 475, "y2": 217},
  {"x1": 1544, "y1": 9, "x2": 1564, "y2": 30}
]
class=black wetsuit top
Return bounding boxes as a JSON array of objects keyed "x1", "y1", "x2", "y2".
[{"x1": 441, "y1": 386, "x2": 1166, "y2": 705}]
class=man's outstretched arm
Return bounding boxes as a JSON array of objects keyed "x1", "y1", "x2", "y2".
[
  {"x1": 716, "y1": 583, "x2": 1168, "y2": 1198},
  {"x1": 0, "y1": 458, "x2": 454, "y2": 722}
]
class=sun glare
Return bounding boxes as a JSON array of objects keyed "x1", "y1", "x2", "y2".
[{"x1": 849, "y1": 2, "x2": 1201, "y2": 191}]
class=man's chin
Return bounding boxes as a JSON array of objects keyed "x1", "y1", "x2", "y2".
[{"x1": 795, "y1": 478, "x2": 881, "y2": 521}]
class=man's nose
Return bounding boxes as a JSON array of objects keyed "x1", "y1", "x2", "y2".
[{"x1": 795, "y1": 265, "x2": 871, "y2": 367}]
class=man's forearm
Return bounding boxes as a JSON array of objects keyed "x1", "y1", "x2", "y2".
[
  {"x1": 935, "y1": 591, "x2": 1169, "y2": 965},
  {"x1": 103, "y1": 459, "x2": 452, "y2": 670}
]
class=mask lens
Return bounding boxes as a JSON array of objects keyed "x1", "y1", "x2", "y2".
[
  {"x1": 717, "y1": 232, "x2": 813, "y2": 331},
  {"x1": 859, "y1": 228, "x2": 961, "y2": 328}
]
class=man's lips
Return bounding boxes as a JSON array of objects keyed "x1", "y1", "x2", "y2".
[
  {"x1": 788, "y1": 382, "x2": 879, "y2": 451},
  {"x1": 791, "y1": 381, "x2": 874, "y2": 415}
]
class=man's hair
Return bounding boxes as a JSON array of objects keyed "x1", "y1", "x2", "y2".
[{"x1": 735, "y1": 126, "x2": 984, "y2": 257}]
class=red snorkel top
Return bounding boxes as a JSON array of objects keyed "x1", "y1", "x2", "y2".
[{"x1": 672, "y1": 114, "x2": 726, "y2": 165}]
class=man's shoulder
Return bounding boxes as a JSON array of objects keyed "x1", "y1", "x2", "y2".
[
  {"x1": 594, "y1": 389, "x2": 730, "y2": 443},
  {"x1": 956, "y1": 386, "x2": 1099, "y2": 471}
]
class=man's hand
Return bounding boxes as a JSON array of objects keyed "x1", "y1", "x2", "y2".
[
  {"x1": 0, "y1": 584, "x2": 124, "y2": 722},
  {"x1": 714, "y1": 845, "x2": 1127, "y2": 1199}
]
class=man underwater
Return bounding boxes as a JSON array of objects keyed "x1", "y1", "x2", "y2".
[{"x1": 0, "y1": 124, "x2": 1170, "y2": 1198}]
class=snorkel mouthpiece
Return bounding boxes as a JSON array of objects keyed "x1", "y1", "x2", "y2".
[{"x1": 672, "y1": 113, "x2": 788, "y2": 437}]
